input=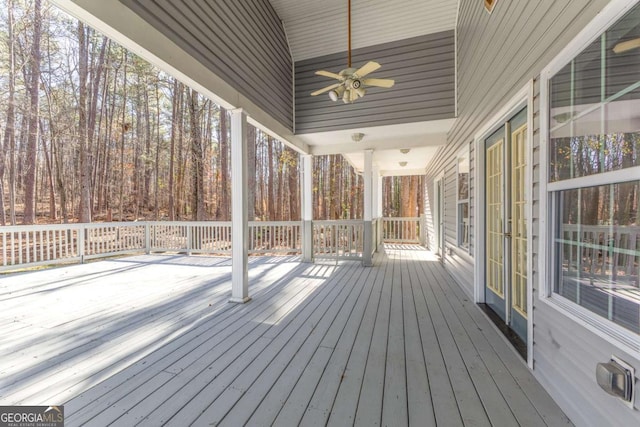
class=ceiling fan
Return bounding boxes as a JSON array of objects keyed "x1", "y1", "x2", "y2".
[{"x1": 310, "y1": 0, "x2": 395, "y2": 103}]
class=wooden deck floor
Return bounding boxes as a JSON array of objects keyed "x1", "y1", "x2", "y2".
[{"x1": 0, "y1": 245, "x2": 571, "y2": 426}]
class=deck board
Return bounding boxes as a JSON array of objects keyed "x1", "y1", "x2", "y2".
[{"x1": 0, "y1": 246, "x2": 572, "y2": 426}]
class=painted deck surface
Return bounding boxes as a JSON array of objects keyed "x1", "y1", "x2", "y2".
[{"x1": 0, "y1": 245, "x2": 571, "y2": 426}]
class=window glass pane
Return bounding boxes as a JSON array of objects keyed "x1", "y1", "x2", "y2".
[
  {"x1": 606, "y1": 5, "x2": 640, "y2": 99},
  {"x1": 549, "y1": 3, "x2": 640, "y2": 182},
  {"x1": 458, "y1": 154, "x2": 469, "y2": 201},
  {"x1": 555, "y1": 180, "x2": 640, "y2": 333},
  {"x1": 458, "y1": 202, "x2": 469, "y2": 248}
]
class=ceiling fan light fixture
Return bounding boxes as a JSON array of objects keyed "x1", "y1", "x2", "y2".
[
  {"x1": 351, "y1": 132, "x2": 365, "y2": 143},
  {"x1": 343, "y1": 89, "x2": 352, "y2": 103},
  {"x1": 355, "y1": 87, "x2": 366, "y2": 98},
  {"x1": 328, "y1": 90, "x2": 339, "y2": 102}
]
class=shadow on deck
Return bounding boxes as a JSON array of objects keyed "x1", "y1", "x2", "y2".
[{"x1": 0, "y1": 245, "x2": 571, "y2": 426}]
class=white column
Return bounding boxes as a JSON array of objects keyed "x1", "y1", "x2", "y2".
[
  {"x1": 301, "y1": 154, "x2": 313, "y2": 262},
  {"x1": 377, "y1": 169, "x2": 383, "y2": 218},
  {"x1": 372, "y1": 166, "x2": 379, "y2": 219},
  {"x1": 363, "y1": 149, "x2": 373, "y2": 266},
  {"x1": 372, "y1": 166, "x2": 380, "y2": 252},
  {"x1": 230, "y1": 109, "x2": 250, "y2": 303}
]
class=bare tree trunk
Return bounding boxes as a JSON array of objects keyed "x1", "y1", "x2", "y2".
[
  {"x1": 78, "y1": 21, "x2": 92, "y2": 223},
  {"x1": 40, "y1": 120, "x2": 56, "y2": 220},
  {"x1": 217, "y1": 107, "x2": 229, "y2": 220},
  {"x1": 247, "y1": 125, "x2": 256, "y2": 221},
  {"x1": 168, "y1": 79, "x2": 181, "y2": 220},
  {"x1": 88, "y1": 36, "x2": 108, "y2": 213},
  {"x1": 409, "y1": 175, "x2": 418, "y2": 217},
  {"x1": 268, "y1": 137, "x2": 276, "y2": 220},
  {"x1": 133, "y1": 85, "x2": 143, "y2": 218},
  {"x1": 143, "y1": 79, "x2": 152, "y2": 210},
  {"x1": 176, "y1": 92, "x2": 186, "y2": 219},
  {"x1": 287, "y1": 148, "x2": 299, "y2": 221},
  {"x1": 23, "y1": 0, "x2": 42, "y2": 224},
  {"x1": 189, "y1": 89, "x2": 205, "y2": 221},
  {"x1": 119, "y1": 51, "x2": 128, "y2": 221},
  {"x1": 154, "y1": 78, "x2": 161, "y2": 219},
  {"x1": 0, "y1": 0, "x2": 16, "y2": 225}
]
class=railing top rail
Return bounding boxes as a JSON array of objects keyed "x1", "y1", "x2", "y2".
[
  {"x1": 248, "y1": 221, "x2": 301, "y2": 226},
  {"x1": 313, "y1": 220, "x2": 364, "y2": 226},
  {"x1": 148, "y1": 221, "x2": 233, "y2": 227},
  {"x1": 382, "y1": 217, "x2": 422, "y2": 221},
  {"x1": 0, "y1": 223, "x2": 85, "y2": 232},
  {"x1": 559, "y1": 224, "x2": 640, "y2": 232}
]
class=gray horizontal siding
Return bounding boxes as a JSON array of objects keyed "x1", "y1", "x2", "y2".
[
  {"x1": 120, "y1": 0, "x2": 293, "y2": 131},
  {"x1": 426, "y1": 1, "x2": 640, "y2": 425},
  {"x1": 295, "y1": 31, "x2": 455, "y2": 134}
]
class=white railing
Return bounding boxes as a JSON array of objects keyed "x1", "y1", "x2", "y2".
[
  {"x1": 249, "y1": 221, "x2": 301, "y2": 254},
  {"x1": 0, "y1": 221, "x2": 304, "y2": 271},
  {"x1": 148, "y1": 222, "x2": 233, "y2": 254},
  {"x1": 1, "y1": 224, "x2": 83, "y2": 269},
  {"x1": 382, "y1": 217, "x2": 423, "y2": 244},
  {"x1": 312, "y1": 220, "x2": 364, "y2": 259},
  {"x1": 560, "y1": 224, "x2": 639, "y2": 283}
]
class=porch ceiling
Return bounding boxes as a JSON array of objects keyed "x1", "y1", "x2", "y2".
[
  {"x1": 268, "y1": 0, "x2": 458, "y2": 61},
  {"x1": 301, "y1": 119, "x2": 454, "y2": 175}
]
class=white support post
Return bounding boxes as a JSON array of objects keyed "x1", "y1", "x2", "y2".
[
  {"x1": 363, "y1": 150, "x2": 373, "y2": 266},
  {"x1": 301, "y1": 154, "x2": 313, "y2": 262},
  {"x1": 377, "y1": 169, "x2": 383, "y2": 218},
  {"x1": 230, "y1": 109, "x2": 250, "y2": 303},
  {"x1": 145, "y1": 223, "x2": 151, "y2": 254},
  {"x1": 377, "y1": 168, "x2": 384, "y2": 248},
  {"x1": 372, "y1": 166, "x2": 380, "y2": 252}
]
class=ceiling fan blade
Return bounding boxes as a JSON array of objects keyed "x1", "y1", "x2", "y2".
[
  {"x1": 315, "y1": 70, "x2": 342, "y2": 79},
  {"x1": 613, "y1": 38, "x2": 640, "y2": 53},
  {"x1": 311, "y1": 83, "x2": 342, "y2": 96},
  {"x1": 354, "y1": 61, "x2": 381, "y2": 78},
  {"x1": 363, "y1": 78, "x2": 395, "y2": 88}
]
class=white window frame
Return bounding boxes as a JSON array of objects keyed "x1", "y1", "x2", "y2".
[
  {"x1": 456, "y1": 146, "x2": 470, "y2": 251},
  {"x1": 539, "y1": 0, "x2": 640, "y2": 356}
]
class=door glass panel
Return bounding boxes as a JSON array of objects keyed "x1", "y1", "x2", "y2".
[
  {"x1": 511, "y1": 123, "x2": 527, "y2": 316},
  {"x1": 486, "y1": 128, "x2": 504, "y2": 298}
]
